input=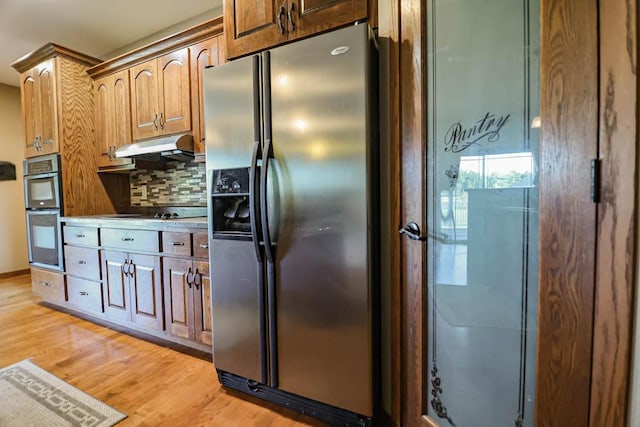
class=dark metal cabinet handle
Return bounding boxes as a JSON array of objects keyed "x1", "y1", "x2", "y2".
[
  {"x1": 75, "y1": 233, "x2": 85, "y2": 238},
  {"x1": 42, "y1": 281, "x2": 52, "y2": 287},
  {"x1": 127, "y1": 261, "x2": 135, "y2": 276},
  {"x1": 186, "y1": 268, "x2": 193, "y2": 288},
  {"x1": 171, "y1": 242, "x2": 185, "y2": 246},
  {"x1": 121, "y1": 260, "x2": 129, "y2": 277},
  {"x1": 77, "y1": 260, "x2": 87, "y2": 265},
  {"x1": 277, "y1": 5, "x2": 286, "y2": 34},
  {"x1": 152, "y1": 113, "x2": 158, "y2": 130},
  {"x1": 193, "y1": 269, "x2": 201, "y2": 289},
  {"x1": 199, "y1": 244, "x2": 208, "y2": 249},
  {"x1": 79, "y1": 291, "x2": 89, "y2": 296},
  {"x1": 287, "y1": 2, "x2": 296, "y2": 32},
  {"x1": 159, "y1": 113, "x2": 164, "y2": 130},
  {"x1": 121, "y1": 237, "x2": 134, "y2": 242},
  {"x1": 399, "y1": 222, "x2": 428, "y2": 241}
]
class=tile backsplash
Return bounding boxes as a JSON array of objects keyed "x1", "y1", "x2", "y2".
[{"x1": 130, "y1": 161, "x2": 206, "y2": 207}]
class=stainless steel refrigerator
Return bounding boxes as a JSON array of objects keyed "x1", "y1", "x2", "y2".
[{"x1": 204, "y1": 24, "x2": 378, "y2": 426}]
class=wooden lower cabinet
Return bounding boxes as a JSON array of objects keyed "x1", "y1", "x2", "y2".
[
  {"x1": 163, "y1": 257, "x2": 212, "y2": 346},
  {"x1": 66, "y1": 276, "x2": 104, "y2": 315},
  {"x1": 31, "y1": 266, "x2": 65, "y2": 303},
  {"x1": 101, "y1": 249, "x2": 163, "y2": 331}
]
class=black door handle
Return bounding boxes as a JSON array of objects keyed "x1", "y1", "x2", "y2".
[{"x1": 399, "y1": 222, "x2": 428, "y2": 241}]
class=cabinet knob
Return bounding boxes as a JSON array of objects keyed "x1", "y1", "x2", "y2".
[{"x1": 42, "y1": 281, "x2": 52, "y2": 287}]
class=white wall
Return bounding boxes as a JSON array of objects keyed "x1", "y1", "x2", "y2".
[
  {"x1": 0, "y1": 83, "x2": 27, "y2": 274},
  {"x1": 103, "y1": 7, "x2": 222, "y2": 58}
]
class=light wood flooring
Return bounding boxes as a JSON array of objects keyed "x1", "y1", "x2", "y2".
[{"x1": 0, "y1": 274, "x2": 322, "y2": 426}]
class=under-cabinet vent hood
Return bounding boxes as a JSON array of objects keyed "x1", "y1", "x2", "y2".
[{"x1": 115, "y1": 133, "x2": 194, "y2": 162}]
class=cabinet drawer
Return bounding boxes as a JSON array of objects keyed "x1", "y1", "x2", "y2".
[
  {"x1": 64, "y1": 246, "x2": 100, "y2": 281},
  {"x1": 31, "y1": 267, "x2": 65, "y2": 302},
  {"x1": 63, "y1": 225, "x2": 99, "y2": 246},
  {"x1": 193, "y1": 233, "x2": 209, "y2": 259},
  {"x1": 101, "y1": 228, "x2": 159, "y2": 252},
  {"x1": 162, "y1": 232, "x2": 191, "y2": 256},
  {"x1": 67, "y1": 276, "x2": 104, "y2": 314}
]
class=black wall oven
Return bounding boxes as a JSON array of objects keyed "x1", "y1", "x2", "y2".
[{"x1": 24, "y1": 154, "x2": 63, "y2": 270}]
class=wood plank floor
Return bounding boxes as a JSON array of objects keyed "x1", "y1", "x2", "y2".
[{"x1": 0, "y1": 274, "x2": 322, "y2": 426}]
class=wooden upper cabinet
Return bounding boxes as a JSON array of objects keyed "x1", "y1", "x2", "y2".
[
  {"x1": 292, "y1": 0, "x2": 368, "y2": 39},
  {"x1": 21, "y1": 70, "x2": 39, "y2": 158},
  {"x1": 223, "y1": 0, "x2": 368, "y2": 59},
  {"x1": 189, "y1": 36, "x2": 222, "y2": 158},
  {"x1": 130, "y1": 60, "x2": 160, "y2": 140},
  {"x1": 158, "y1": 48, "x2": 191, "y2": 135},
  {"x1": 224, "y1": 0, "x2": 287, "y2": 59},
  {"x1": 94, "y1": 70, "x2": 133, "y2": 169},
  {"x1": 20, "y1": 58, "x2": 59, "y2": 158},
  {"x1": 130, "y1": 48, "x2": 191, "y2": 141}
]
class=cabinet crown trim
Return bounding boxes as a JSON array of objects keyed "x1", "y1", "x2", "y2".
[
  {"x1": 11, "y1": 42, "x2": 102, "y2": 73},
  {"x1": 87, "y1": 16, "x2": 223, "y2": 80}
]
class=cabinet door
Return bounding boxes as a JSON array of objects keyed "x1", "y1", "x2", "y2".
[
  {"x1": 112, "y1": 70, "x2": 133, "y2": 155},
  {"x1": 193, "y1": 261, "x2": 212, "y2": 346},
  {"x1": 21, "y1": 68, "x2": 40, "y2": 158},
  {"x1": 163, "y1": 257, "x2": 194, "y2": 340},
  {"x1": 158, "y1": 48, "x2": 191, "y2": 135},
  {"x1": 94, "y1": 76, "x2": 112, "y2": 168},
  {"x1": 189, "y1": 37, "x2": 221, "y2": 157},
  {"x1": 95, "y1": 71, "x2": 133, "y2": 169},
  {"x1": 101, "y1": 250, "x2": 131, "y2": 321},
  {"x1": 129, "y1": 253, "x2": 163, "y2": 331},
  {"x1": 224, "y1": 0, "x2": 288, "y2": 59},
  {"x1": 289, "y1": 0, "x2": 367, "y2": 40},
  {"x1": 37, "y1": 59, "x2": 58, "y2": 155},
  {"x1": 130, "y1": 59, "x2": 160, "y2": 140}
]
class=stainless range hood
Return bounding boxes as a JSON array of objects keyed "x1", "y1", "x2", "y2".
[{"x1": 115, "y1": 133, "x2": 194, "y2": 162}]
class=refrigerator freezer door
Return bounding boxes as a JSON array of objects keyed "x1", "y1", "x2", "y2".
[
  {"x1": 268, "y1": 24, "x2": 373, "y2": 416},
  {"x1": 211, "y1": 238, "x2": 264, "y2": 382},
  {"x1": 204, "y1": 55, "x2": 259, "y2": 171}
]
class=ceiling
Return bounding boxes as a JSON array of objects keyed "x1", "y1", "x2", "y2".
[{"x1": 0, "y1": 0, "x2": 223, "y2": 87}]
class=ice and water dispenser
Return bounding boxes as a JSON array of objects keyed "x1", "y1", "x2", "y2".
[{"x1": 210, "y1": 168, "x2": 252, "y2": 235}]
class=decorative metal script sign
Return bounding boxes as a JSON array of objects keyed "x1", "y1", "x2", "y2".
[{"x1": 444, "y1": 112, "x2": 511, "y2": 153}]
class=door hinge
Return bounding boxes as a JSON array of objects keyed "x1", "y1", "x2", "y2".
[{"x1": 591, "y1": 158, "x2": 601, "y2": 203}]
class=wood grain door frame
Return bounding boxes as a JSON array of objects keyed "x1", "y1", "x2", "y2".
[{"x1": 380, "y1": 0, "x2": 638, "y2": 425}]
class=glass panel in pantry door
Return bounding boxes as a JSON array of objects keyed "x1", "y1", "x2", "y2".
[{"x1": 425, "y1": 1, "x2": 540, "y2": 426}]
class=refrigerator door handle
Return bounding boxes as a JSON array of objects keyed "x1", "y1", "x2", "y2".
[
  {"x1": 260, "y1": 139, "x2": 275, "y2": 263},
  {"x1": 261, "y1": 50, "x2": 279, "y2": 388},
  {"x1": 249, "y1": 55, "x2": 264, "y2": 262},
  {"x1": 251, "y1": 54, "x2": 269, "y2": 386},
  {"x1": 249, "y1": 139, "x2": 263, "y2": 260}
]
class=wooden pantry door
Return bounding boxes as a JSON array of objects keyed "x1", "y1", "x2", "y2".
[{"x1": 382, "y1": 0, "x2": 637, "y2": 425}]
